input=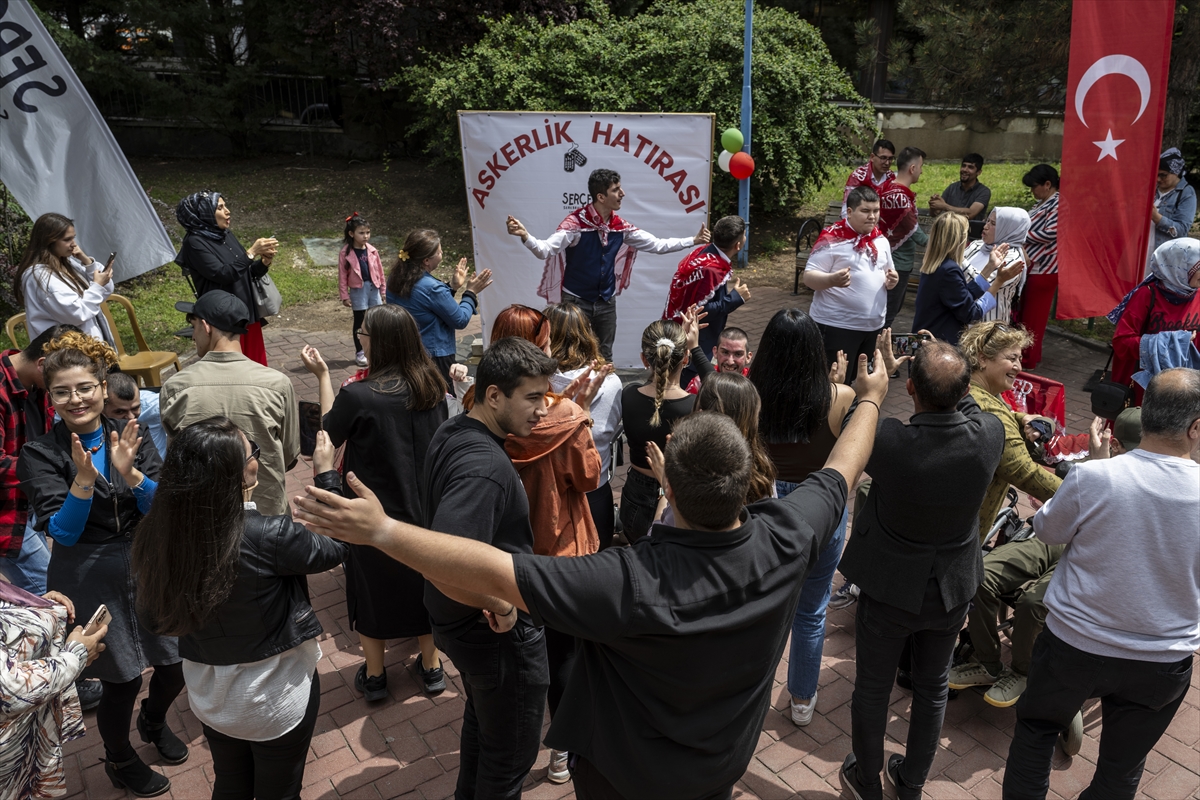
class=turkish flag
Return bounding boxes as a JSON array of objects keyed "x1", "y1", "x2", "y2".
[{"x1": 1058, "y1": 0, "x2": 1175, "y2": 319}]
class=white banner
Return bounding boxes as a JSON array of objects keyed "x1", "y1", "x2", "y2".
[
  {"x1": 459, "y1": 111, "x2": 714, "y2": 367},
  {"x1": 0, "y1": 0, "x2": 176, "y2": 282}
]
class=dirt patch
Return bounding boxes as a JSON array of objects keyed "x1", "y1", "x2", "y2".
[{"x1": 272, "y1": 298, "x2": 355, "y2": 333}]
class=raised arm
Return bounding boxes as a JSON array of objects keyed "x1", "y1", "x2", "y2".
[{"x1": 823, "y1": 351, "x2": 888, "y2": 488}]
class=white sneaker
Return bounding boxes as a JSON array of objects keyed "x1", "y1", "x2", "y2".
[
  {"x1": 790, "y1": 691, "x2": 817, "y2": 727},
  {"x1": 355, "y1": 350, "x2": 368, "y2": 367},
  {"x1": 828, "y1": 581, "x2": 860, "y2": 610},
  {"x1": 548, "y1": 749, "x2": 570, "y2": 784}
]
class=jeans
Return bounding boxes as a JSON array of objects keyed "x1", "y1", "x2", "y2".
[
  {"x1": 618, "y1": 469, "x2": 660, "y2": 544},
  {"x1": 0, "y1": 521, "x2": 49, "y2": 595},
  {"x1": 437, "y1": 622, "x2": 549, "y2": 800},
  {"x1": 562, "y1": 292, "x2": 618, "y2": 361},
  {"x1": 203, "y1": 673, "x2": 321, "y2": 800},
  {"x1": 851, "y1": 577, "x2": 969, "y2": 799},
  {"x1": 1003, "y1": 628, "x2": 1193, "y2": 800},
  {"x1": 786, "y1": 503, "x2": 848, "y2": 700}
]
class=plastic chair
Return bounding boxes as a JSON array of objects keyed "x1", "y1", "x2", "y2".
[
  {"x1": 5, "y1": 312, "x2": 26, "y2": 351},
  {"x1": 101, "y1": 294, "x2": 182, "y2": 387}
]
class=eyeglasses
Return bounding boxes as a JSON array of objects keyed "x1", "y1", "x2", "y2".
[
  {"x1": 245, "y1": 440, "x2": 260, "y2": 465},
  {"x1": 355, "y1": 329, "x2": 370, "y2": 338},
  {"x1": 874, "y1": 154, "x2": 894, "y2": 163},
  {"x1": 512, "y1": 305, "x2": 550, "y2": 341},
  {"x1": 50, "y1": 383, "x2": 102, "y2": 403},
  {"x1": 982, "y1": 323, "x2": 1013, "y2": 348}
]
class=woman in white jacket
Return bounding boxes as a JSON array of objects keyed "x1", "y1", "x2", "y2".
[{"x1": 17, "y1": 213, "x2": 116, "y2": 346}]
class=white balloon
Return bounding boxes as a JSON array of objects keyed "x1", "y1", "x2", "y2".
[{"x1": 718, "y1": 150, "x2": 733, "y2": 173}]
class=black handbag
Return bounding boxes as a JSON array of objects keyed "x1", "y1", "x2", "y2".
[{"x1": 1088, "y1": 348, "x2": 1131, "y2": 420}]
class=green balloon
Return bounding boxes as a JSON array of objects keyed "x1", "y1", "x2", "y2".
[{"x1": 721, "y1": 128, "x2": 744, "y2": 154}]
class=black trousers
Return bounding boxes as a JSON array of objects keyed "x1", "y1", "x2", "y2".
[
  {"x1": 587, "y1": 482, "x2": 615, "y2": 551},
  {"x1": 98, "y1": 662, "x2": 185, "y2": 756},
  {"x1": 816, "y1": 323, "x2": 882, "y2": 384},
  {"x1": 545, "y1": 625, "x2": 578, "y2": 719},
  {"x1": 1003, "y1": 628, "x2": 1193, "y2": 800},
  {"x1": 851, "y1": 579, "x2": 968, "y2": 798},
  {"x1": 571, "y1": 756, "x2": 734, "y2": 800},
  {"x1": 437, "y1": 622, "x2": 549, "y2": 800},
  {"x1": 885, "y1": 272, "x2": 912, "y2": 329},
  {"x1": 203, "y1": 672, "x2": 321, "y2": 800}
]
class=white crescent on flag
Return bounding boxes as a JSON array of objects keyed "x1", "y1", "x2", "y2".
[{"x1": 1074, "y1": 54, "x2": 1152, "y2": 127}]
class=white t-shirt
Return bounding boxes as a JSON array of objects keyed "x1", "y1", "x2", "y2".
[{"x1": 805, "y1": 235, "x2": 894, "y2": 331}]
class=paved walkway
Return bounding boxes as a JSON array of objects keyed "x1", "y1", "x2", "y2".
[{"x1": 60, "y1": 287, "x2": 1199, "y2": 799}]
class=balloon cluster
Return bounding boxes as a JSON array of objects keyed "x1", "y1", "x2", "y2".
[{"x1": 717, "y1": 128, "x2": 755, "y2": 180}]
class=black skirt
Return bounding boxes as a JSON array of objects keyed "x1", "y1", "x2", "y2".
[{"x1": 344, "y1": 543, "x2": 431, "y2": 639}]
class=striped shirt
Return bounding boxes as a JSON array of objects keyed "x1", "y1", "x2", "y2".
[{"x1": 1026, "y1": 192, "x2": 1060, "y2": 275}]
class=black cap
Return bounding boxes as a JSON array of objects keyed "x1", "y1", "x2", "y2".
[{"x1": 175, "y1": 291, "x2": 250, "y2": 335}]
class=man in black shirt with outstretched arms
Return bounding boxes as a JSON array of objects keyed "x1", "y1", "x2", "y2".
[{"x1": 295, "y1": 352, "x2": 889, "y2": 800}]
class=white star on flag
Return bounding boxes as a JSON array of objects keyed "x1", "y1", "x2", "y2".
[{"x1": 1094, "y1": 129, "x2": 1125, "y2": 161}]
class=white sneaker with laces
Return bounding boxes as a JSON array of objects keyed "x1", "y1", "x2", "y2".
[
  {"x1": 828, "y1": 581, "x2": 860, "y2": 610},
  {"x1": 355, "y1": 350, "x2": 368, "y2": 367},
  {"x1": 548, "y1": 750, "x2": 570, "y2": 784},
  {"x1": 790, "y1": 691, "x2": 818, "y2": 727}
]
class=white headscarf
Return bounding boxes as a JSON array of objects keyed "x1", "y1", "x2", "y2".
[
  {"x1": 964, "y1": 207, "x2": 1033, "y2": 271},
  {"x1": 1149, "y1": 237, "x2": 1200, "y2": 298}
]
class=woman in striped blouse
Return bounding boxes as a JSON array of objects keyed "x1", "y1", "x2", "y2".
[{"x1": 1017, "y1": 165, "x2": 1060, "y2": 369}]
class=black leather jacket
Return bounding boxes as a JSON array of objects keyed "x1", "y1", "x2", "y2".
[{"x1": 178, "y1": 471, "x2": 349, "y2": 666}]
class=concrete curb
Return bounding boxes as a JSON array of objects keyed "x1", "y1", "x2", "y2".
[{"x1": 1045, "y1": 324, "x2": 1109, "y2": 353}]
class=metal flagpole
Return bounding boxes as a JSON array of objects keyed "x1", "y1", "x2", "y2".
[{"x1": 737, "y1": 0, "x2": 752, "y2": 267}]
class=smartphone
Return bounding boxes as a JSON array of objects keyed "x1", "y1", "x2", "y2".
[
  {"x1": 890, "y1": 332, "x2": 932, "y2": 357},
  {"x1": 298, "y1": 400, "x2": 322, "y2": 457},
  {"x1": 83, "y1": 604, "x2": 111, "y2": 636},
  {"x1": 105, "y1": 252, "x2": 117, "y2": 269}
]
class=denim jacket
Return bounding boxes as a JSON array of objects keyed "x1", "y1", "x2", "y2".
[
  {"x1": 1153, "y1": 178, "x2": 1197, "y2": 253},
  {"x1": 387, "y1": 272, "x2": 476, "y2": 358}
]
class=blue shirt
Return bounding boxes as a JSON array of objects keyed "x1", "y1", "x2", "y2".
[{"x1": 387, "y1": 272, "x2": 476, "y2": 358}]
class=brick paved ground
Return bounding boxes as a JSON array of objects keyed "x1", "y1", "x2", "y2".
[{"x1": 60, "y1": 287, "x2": 1200, "y2": 799}]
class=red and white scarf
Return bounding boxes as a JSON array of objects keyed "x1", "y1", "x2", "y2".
[
  {"x1": 811, "y1": 219, "x2": 883, "y2": 266},
  {"x1": 537, "y1": 204, "x2": 640, "y2": 303},
  {"x1": 878, "y1": 182, "x2": 919, "y2": 250},
  {"x1": 662, "y1": 244, "x2": 730, "y2": 322}
]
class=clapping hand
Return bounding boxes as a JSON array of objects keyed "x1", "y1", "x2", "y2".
[
  {"x1": 646, "y1": 439, "x2": 669, "y2": 488},
  {"x1": 1089, "y1": 416, "x2": 1112, "y2": 460},
  {"x1": 984, "y1": 243, "x2": 1011, "y2": 278},
  {"x1": 109, "y1": 422, "x2": 143, "y2": 482},
  {"x1": 829, "y1": 350, "x2": 848, "y2": 384},
  {"x1": 995, "y1": 259, "x2": 1025, "y2": 286},
  {"x1": 464, "y1": 268, "x2": 494, "y2": 294},
  {"x1": 69, "y1": 434, "x2": 100, "y2": 486},
  {"x1": 561, "y1": 361, "x2": 613, "y2": 414},
  {"x1": 681, "y1": 304, "x2": 708, "y2": 350},
  {"x1": 249, "y1": 237, "x2": 279, "y2": 259},
  {"x1": 449, "y1": 258, "x2": 470, "y2": 291},
  {"x1": 300, "y1": 345, "x2": 328, "y2": 377}
]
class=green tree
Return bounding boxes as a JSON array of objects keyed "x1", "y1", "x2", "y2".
[{"x1": 398, "y1": 0, "x2": 875, "y2": 211}]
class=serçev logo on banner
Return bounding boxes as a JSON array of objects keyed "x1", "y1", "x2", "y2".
[{"x1": 468, "y1": 118, "x2": 708, "y2": 215}]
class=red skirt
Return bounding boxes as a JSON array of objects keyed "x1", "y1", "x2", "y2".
[{"x1": 240, "y1": 321, "x2": 268, "y2": 366}]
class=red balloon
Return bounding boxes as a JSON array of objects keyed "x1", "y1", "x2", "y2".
[{"x1": 729, "y1": 151, "x2": 755, "y2": 180}]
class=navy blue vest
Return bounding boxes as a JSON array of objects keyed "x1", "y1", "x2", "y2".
[{"x1": 563, "y1": 230, "x2": 626, "y2": 302}]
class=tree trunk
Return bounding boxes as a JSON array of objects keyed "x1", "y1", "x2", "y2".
[
  {"x1": 1163, "y1": 1, "x2": 1200, "y2": 150},
  {"x1": 64, "y1": 0, "x2": 84, "y2": 38}
]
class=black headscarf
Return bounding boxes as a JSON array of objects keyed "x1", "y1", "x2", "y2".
[{"x1": 176, "y1": 191, "x2": 226, "y2": 242}]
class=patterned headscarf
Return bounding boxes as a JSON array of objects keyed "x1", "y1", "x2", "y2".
[
  {"x1": 175, "y1": 191, "x2": 226, "y2": 242},
  {"x1": 1108, "y1": 237, "x2": 1200, "y2": 323},
  {"x1": 1160, "y1": 147, "x2": 1186, "y2": 177}
]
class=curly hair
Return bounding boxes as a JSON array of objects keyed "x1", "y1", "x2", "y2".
[
  {"x1": 41, "y1": 331, "x2": 119, "y2": 385},
  {"x1": 958, "y1": 321, "x2": 1035, "y2": 371}
]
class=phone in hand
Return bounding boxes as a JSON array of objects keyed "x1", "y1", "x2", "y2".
[
  {"x1": 105, "y1": 252, "x2": 117, "y2": 269},
  {"x1": 890, "y1": 332, "x2": 932, "y2": 357},
  {"x1": 83, "y1": 604, "x2": 111, "y2": 636}
]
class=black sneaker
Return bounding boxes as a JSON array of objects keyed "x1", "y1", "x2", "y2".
[
  {"x1": 354, "y1": 664, "x2": 388, "y2": 702},
  {"x1": 840, "y1": 753, "x2": 882, "y2": 800},
  {"x1": 885, "y1": 754, "x2": 922, "y2": 800},
  {"x1": 76, "y1": 678, "x2": 103, "y2": 711},
  {"x1": 417, "y1": 653, "x2": 446, "y2": 695}
]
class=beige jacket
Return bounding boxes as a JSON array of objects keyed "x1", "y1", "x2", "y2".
[{"x1": 160, "y1": 350, "x2": 300, "y2": 516}]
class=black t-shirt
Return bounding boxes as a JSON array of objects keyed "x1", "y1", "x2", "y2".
[
  {"x1": 513, "y1": 468, "x2": 848, "y2": 799},
  {"x1": 422, "y1": 413, "x2": 535, "y2": 638},
  {"x1": 621, "y1": 385, "x2": 696, "y2": 469}
]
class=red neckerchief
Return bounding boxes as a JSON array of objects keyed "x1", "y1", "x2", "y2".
[
  {"x1": 878, "y1": 182, "x2": 919, "y2": 250},
  {"x1": 662, "y1": 244, "x2": 730, "y2": 322},
  {"x1": 558, "y1": 203, "x2": 638, "y2": 245},
  {"x1": 811, "y1": 219, "x2": 883, "y2": 266},
  {"x1": 536, "y1": 205, "x2": 639, "y2": 304}
]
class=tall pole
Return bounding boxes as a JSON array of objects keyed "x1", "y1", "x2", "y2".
[{"x1": 737, "y1": 0, "x2": 752, "y2": 267}]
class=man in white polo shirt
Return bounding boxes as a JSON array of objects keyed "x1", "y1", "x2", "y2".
[{"x1": 804, "y1": 186, "x2": 899, "y2": 380}]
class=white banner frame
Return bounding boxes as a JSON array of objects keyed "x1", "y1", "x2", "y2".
[{"x1": 458, "y1": 111, "x2": 714, "y2": 368}]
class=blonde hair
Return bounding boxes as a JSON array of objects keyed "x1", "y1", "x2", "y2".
[
  {"x1": 958, "y1": 321, "x2": 1035, "y2": 371},
  {"x1": 920, "y1": 213, "x2": 969, "y2": 275},
  {"x1": 41, "y1": 331, "x2": 119, "y2": 385},
  {"x1": 640, "y1": 319, "x2": 686, "y2": 427}
]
